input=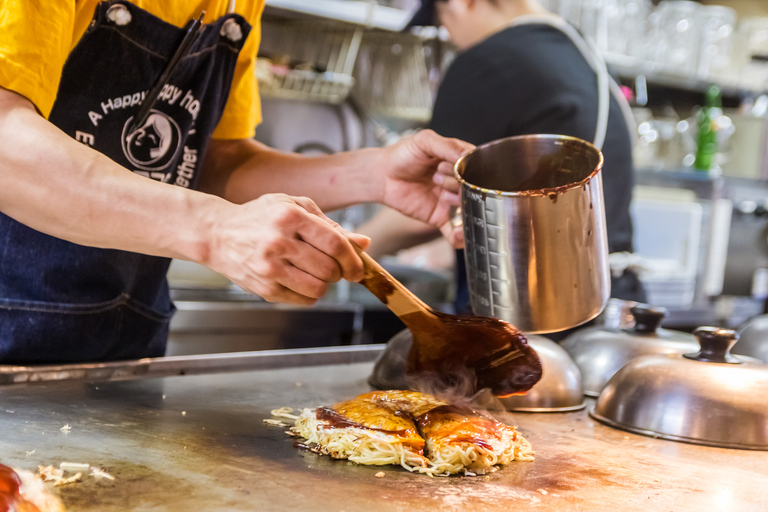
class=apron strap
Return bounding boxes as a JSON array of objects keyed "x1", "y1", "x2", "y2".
[{"x1": 506, "y1": 15, "x2": 622, "y2": 151}]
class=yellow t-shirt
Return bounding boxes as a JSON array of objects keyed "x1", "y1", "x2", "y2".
[{"x1": 0, "y1": 0, "x2": 264, "y2": 139}]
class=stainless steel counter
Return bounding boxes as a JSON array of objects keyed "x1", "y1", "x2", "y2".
[{"x1": 1, "y1": 348, "x2": 767, "y2": 512}]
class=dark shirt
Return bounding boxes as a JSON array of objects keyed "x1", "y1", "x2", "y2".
[{"x1": 430, "y1": 23, "x2": 642, "y2": 310}]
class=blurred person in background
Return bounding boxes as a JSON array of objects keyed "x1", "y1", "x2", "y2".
[{"x1": 359, "y1": 0, "x2": 646, "y2": 328}]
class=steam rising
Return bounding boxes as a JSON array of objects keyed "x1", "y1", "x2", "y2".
[
  {"x1": 406, "y1": 371, "x2": 514, "y2": 421},
  {"x1": 368, "y1": 328, "x2": 529, "y2": 422}
]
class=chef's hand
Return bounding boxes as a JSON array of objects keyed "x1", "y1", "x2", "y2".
[
  {"x1": 207, "y1": 194, "x2": 370, "y2": 305},
  {"x1": 379, "y1": 130, "x2": 473, "y2": 248}
]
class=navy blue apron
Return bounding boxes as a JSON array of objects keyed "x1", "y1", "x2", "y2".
[{"x1": 0, "y1": 1, "x2": 251, "y2": 363}]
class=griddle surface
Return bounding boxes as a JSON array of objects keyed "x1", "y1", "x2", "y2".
[{"x1": 1, "y1": 361, "x2": 767, "y2": 511}]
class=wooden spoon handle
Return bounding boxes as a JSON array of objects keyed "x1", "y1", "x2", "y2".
[{"x1": 352, "y1": 244, "x2": 433, "y2": 319}]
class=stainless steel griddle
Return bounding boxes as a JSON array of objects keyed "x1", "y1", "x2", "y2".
[{"x1": 1, "y1": 345, "x2": 767, "y2": 512}]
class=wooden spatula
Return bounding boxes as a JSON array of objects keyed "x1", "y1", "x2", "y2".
[{"x1": 354, "y1": 247, "x2": 542, "y2": 397}]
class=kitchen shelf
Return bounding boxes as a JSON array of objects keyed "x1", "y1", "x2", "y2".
[
  {"x1": 260, "y1": 3, "x2": 763, "y2": 114},
  {"x1": 353, "y1": 30, "x2": 435, "y2": 122},
  {"x1": 264, "y1": 0, "x2": 411, "y2": 31},
  {"x1": 257, "y1": 19, "x2": 364, "y2": 104},
  {"x1": 258, "y1": 68, "x2": 357, "y2": 104},
  {"x1": 605, "y1": 52, "x2": 764, "y2": 99}
]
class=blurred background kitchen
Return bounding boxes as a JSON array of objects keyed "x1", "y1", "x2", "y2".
[{"x1": 166, "y1": 0, "x2": 768, "y2": 356}]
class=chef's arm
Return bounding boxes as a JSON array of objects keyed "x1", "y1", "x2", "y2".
[
  {"x1": 0, "y1": 87, "x2": 365, "y2": 304},
  {"x1": 0, "y1": 87, "x2": 218, "y2": 261},
  {"x1": 199, "y1": 135, "x2": 470, "y2": 247},
  {"x1": 199, "y1": 138, "x2": 380, "y2": 211}
]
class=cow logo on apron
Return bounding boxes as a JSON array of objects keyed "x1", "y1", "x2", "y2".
[{"x1": 121, "y1": 110, "x2": 182, "y2": 173}]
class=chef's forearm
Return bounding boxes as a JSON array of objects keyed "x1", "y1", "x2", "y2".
[
  {"x1": 0, "y1": 87, "x2": 221, "y2": 264},
  {"x1": 200, "y1": 138, "x2": 385, "y2": 210}
]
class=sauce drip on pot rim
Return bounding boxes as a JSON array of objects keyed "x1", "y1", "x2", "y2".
[{"x1": 455, "y1": 135, "x2": 602, "y2": 197}]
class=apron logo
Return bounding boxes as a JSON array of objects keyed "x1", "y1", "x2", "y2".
[{"x1": 121, "y1": 111, "x2": 182, "y2": 171}]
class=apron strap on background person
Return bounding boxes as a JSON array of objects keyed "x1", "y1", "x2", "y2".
[{"x1": 507, "y1": 15, "x2": 623, "y2": 151}]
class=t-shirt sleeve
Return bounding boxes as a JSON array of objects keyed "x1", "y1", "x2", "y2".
[
  {"x1": 210, "y1": 1, "x2": 265, "y2": 140},
  {"x1": 0, "y1": 0, "x2": 75, "y2": 117}
]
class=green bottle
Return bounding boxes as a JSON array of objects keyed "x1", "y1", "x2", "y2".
[{"x1": 693, "y1": 84, "x2": 722, "y2": 172}]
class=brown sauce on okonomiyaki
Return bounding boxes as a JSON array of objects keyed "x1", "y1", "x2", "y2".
[
  {"x1": 415, "y1": 405, "x2": 504, "y2": 451},
  {"x1": 316, "y1": 407, "x2": 412, "y2": 437}
]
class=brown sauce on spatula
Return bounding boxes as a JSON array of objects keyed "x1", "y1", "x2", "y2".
[
  {"x1": 401, "y1": 310, "x2": 542, "y2": 398},
  {"x1": 358, "y1": 253, "x2": 542, "y2": 398}
]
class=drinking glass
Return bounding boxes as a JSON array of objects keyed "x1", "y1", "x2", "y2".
[
  {"x1": 697, "y1": 5, "x2": 737, "y2": 83},
  {"x1": 650, "y1": 1, "x2": 701, "y2": 76}
]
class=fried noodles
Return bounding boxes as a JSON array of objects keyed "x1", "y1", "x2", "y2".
[{"x1": 282, "y1": 391, "x2": 534, "y2": 476}]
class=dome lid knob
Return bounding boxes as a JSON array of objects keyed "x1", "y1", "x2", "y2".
[
  {"x1": 684, "y1": 327, "x2": 741, "y2": 364},
  {"x1": 629, "y1": 305, "x2": 668, "y2": 334}
]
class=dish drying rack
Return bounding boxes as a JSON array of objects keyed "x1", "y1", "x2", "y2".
[
  {"x1": 257, "y1": 20, "x2": 364, "y2": 104},
  {"x1": 353, "y1": 31, "x2": 435, "y2": 122}
]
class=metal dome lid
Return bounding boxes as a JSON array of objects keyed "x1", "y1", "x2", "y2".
[
  {"x1": 560, "y1": 305, "x2": 699, "y2": 397},
  {"x1": 591, "y1": 327, "x2": 768, "y2": 450},
  {"x1": 498, "y1": 335, "x2": 586, "y2": 413}
]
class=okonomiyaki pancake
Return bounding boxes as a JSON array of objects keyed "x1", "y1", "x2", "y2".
[
  {"x1": 293, "y1": 391, "x2": 444, "y2": 470},
  {"x1": 415, "y1": 404, "x2": 534, "y2": 475},
  {"x1": 287, "y1": 390, "x2": 533, "y2": 476}
]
